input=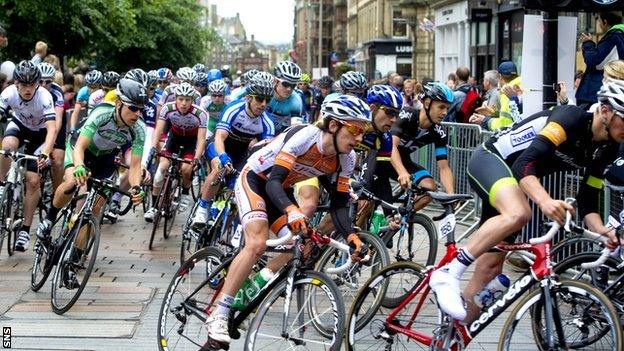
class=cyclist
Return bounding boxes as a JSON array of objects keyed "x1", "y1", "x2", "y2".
[
  {"x1": 195, "y1": 71, "x2": 209, "y2": 97},
  {"x1": 203, "y1": 94, "x2": 371, "y2": 346},
  {"x1": 430, "y1": 78, "x2": 624, "y2": 322},
  {"x1": 143, "y1": 82, "x2": 208, "y2": 221},
  {"x1": 207, "y1": 68, "x2": 222, "y2": 83},
  {"x1": 340, "y1": 70, "x2": 368, "y2": 99},
  {"x1": 38, "y1": 62, "x2": 66, "y2": 189},
  {"x1": 311, "y1": 75, "x2": 334, "y2": 121},
  {"x1": 155, "y1": 67, "x2": 173, "y2": 96},
  {"x1": 156, "y1": 67, "x2": 199, "y2": 118},
  {"x1": 200, "y1": 79, "x2": 230, "y2": 140},
  {"x1": 295, "y1": 73, "x2": 314, "y2": 122},
  {"x1": 101, "y1": 71, "x2": 121, "y2": 105},
  {"x1": 0, "y1": 60, "x2": 57, "y2": 252},
  {"x1": 69, "y1": 70, "x2": 103, "y2": 133},
  {"x1": 37, "y1": 78, "x2": 147, "y2": 245},
  {"x1": 193, "y1": 63, "x2": 206, "y2": 74},
  {"x1": 229, "y1": 69, "x2": 258, "y2": 100},
  {"x1": 189, "y1": 72, "x2": 275, "y2": 230}
]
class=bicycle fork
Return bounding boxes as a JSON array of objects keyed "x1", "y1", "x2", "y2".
[
  {"x1": 280, "y1": 242, "x2": 306, "y2": 345},
  {"x1": 540, "y1": 277, "x2": 566, "y2": 350}
]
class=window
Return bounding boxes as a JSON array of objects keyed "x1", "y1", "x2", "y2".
[{"x1": 393, "y1": 7, "x2": 408, "y2": 38}]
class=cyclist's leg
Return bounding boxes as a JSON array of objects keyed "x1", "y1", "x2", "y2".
[
  {"x1": 51, "y1": 117, "x2": 66, "y2": 189},
  {"x1": 294, "y1": 177, "x2": 319, "y2": 218},
  {"x1": 0, "y1": 122, "x2": 21, "y2": 181},
  {"x1": 408, "y1": 160, "x2": 437, "y2": 211},
  {"x1": 430, "y1": 146, "x2": 531, "y2": 320},
  {"x1": 23, "y1": 171, "x2": 41, "y2": 227}
]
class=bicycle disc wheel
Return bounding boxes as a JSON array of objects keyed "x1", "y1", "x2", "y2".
[
  {"x1": 345, "y1": 261, "x2": 429, "y2": 351},
  {"x1": 157, "y1": 246, "x2": 226, "y2": 351},
  {"x1": 313, "y1": 232, "x2": 390, "y2": 337},
  {"x1": 384, "y1": 213, "x2": 437, "y2": 266},
  {"x1": 50, "y1": 215, "x2": 100, "y2": 315},
  {"x1": 499, "y1": 279, "x2": 623, "y2": 351},
  {"x1": 244, "y1": 270, "x2": 345, "y2": 351}
]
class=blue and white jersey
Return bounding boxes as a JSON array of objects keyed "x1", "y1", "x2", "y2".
[
  {"x1": 233, "y1": 88, "x2": 303, "y2": 133},
  {"x1": 217, "y1": 100, "x2": 275, "y2": 144}
]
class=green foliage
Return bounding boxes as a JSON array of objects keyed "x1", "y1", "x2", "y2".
[
  {"x1": 333, "y1": 62, "x2": 354, "y2": 79},
  {"x1": 0, "y1": 0, "x2": 221, "y2": 71}
]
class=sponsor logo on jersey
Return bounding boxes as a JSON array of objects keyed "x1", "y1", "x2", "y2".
[
  {"x1": 539, "y1": 122, "x2": 567, "y2": 146},
  {"x1": 510, "y1": 126, "x2": 537, "y2": 147}
]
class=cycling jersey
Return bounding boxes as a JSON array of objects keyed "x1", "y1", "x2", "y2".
[
  {"x1": 88, "y1": 89, "x2": 106, "y2": 111},
  {"x1": 48, "y1": 83, "x2": 67, "y2": 150},
  {"x1": 159, "y1": 102, "x2": 207, "y2": 136},
  {"x1": 216, "y1": 99, "x2": 275, "y2": 144},
  {"x1": 391, "y1": 106, "x2": 448, "y2": 160},
  {"x1": 473, "y1": 104, "x2": 618, "y2": 219},
  {"x1": 237, "y1": 124, "x2": 355, "y2": 238},
  {"x1": 72, "y1": 103, "x2": 145, "y2": 157},
  {"x1": 143, "y1": 98, "x2": 157, "y2": 128},
  {"x1": 103, "y1": 90, "x2": 116, "y2": 105},
  {"x1": 157, "y1": 84, "x2": 201, "y2": 106},
  {"x1": 360, "y1": 132, "x2": 393, "y2": 159},
  {"x1": 0, "y1": 85, "x2": 55, "y2": 130},
  {"x1": 202, "y1": 102, "x2": 227, "y2": 136},
  {"x1": 49, "y1": 83, "x2": 64, "y2": 109}
]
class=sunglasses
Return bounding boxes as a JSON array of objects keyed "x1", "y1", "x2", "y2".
[
  {"x1": 380, "y1": 105, "x2": 400, "y2": 117},
  {"x1": 124, "y1": 104, "x2": 143, "y2": 113},
  {"x1": 250, "y1": 95, "x2": 271, "y2": 104},
  {"x1": 211, "y1": 94, "x2": 224, "y2": 98},
  {"x1": 280, "y1": 81, "x2": 297, "y2": 89},
  {"x1": 338, "y1": 120, "x2": 368, "y2": 137},
  {"x1": 39, "y1": 79, "x2": 53, "y2": 85}
]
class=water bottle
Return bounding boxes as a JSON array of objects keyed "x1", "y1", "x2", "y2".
[
  {"x1": 370, "y1": 207, "x2": 386, "y2": 235},
  {"x1": 473, "y1": 274, "x2": 510, "y2": 309},
  {"x1": 232, "y1": 268, "x2": 274, "y2": 310}
]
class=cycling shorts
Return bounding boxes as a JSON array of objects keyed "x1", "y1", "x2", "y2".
[
  {"x1": 205, "y1": 142, "x2": 247, "y2": 171},
  {"x1": 163, "y1": 132, "x2": 196, "y2": 161},
  {"x1": 64, "y1": 141, "x2": 117, "y2": 180},
  {"x1": 5, "y1": 119, "x2": 47, "y2": 172}
]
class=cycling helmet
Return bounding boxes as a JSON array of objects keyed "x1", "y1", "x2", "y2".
[
  {"x1": 247, "y1": 71, "x2": 275, "y2": 96},
  {"x1": 340, "y1": 71, "x2": 367, "y2": 91},
  {"x1": 102, "y1": 71, "x2": 121, "y2": 88},
  {"x1": 318, "y1": 75, "x2": 334, "y2": 89},
  {"x1": 85, "y1": 70, "x2": 103, "y2": 86},
  {"x1": 274, "y1": 61, "x2": 302, "y2": 84},
  {"x1": 157, "y1": 67, "x2": 173, "y2": 81},
  {"x1": 193, "y1": 63, "x2": 206, "y2": 73},
  {"x1": 207, "y1": 68, "x2": 222, "y2": 82},
  {"x1": 209, "y1": 79, "x2": 228, "y2": 95},
  {"x1": 116, "y1": 78, "x2": 148, "y2": 108},
  {"x1": 195, "y1": 72, "x2": 209, "y2": 88},
  {"x1": 423, "y1": 82, "x2": 454, "y2": 104},
  {"x1": 176, "y1": 67, "x2": 197, "y2": 84},
  {"x1": 174, "y1": 82, "x2": 197, "y2": 98},
  {"x1": 242, "y1": 69, "x2": 259, "y2": 84},
  {"x1": 0, "y1": 61, "x2": 15, "y2": 79},
  {"x1": 147, "y1": 70, "x2": 158, "y2": 87},
  {"x1": 232, "y1": 77, "x2": 241, "y2": 88},
  {"x1": 38, "y1": 62, "x2": 56, "y2": 79},
  {"x1": 124, "y1": 68, "x2": 149, "y2": 87},
  {"x1": 597, "y1": 78, "x2": 624, "y2": 113},
  {"x1": 300, "y1": 73, "x2": 311, "y2": 84},
  {"x1": 13, "y1": 60, "x2": 41, "y2": 84},
  {"x1": 321, "y1": 94, "x2": 372, "y2": 123},
  {"x1": 366, "y1": 85, "x2": 403, "y2": 109}
]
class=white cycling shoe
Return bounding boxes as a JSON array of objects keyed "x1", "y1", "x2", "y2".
[{"x1": 429, "y1": 267, "x2": 467, "y2": 321}]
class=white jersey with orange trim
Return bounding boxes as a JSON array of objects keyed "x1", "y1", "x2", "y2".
[{"x1": 246, "y1": 124, "x2": 355, "y2": 191}]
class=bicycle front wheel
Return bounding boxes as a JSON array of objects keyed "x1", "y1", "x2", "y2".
[
  {"x1": 244, "y1": 270, "x2": 345, "y2": 351},
  {"x1": 157, "y1": 246, "x2": 226, "y2": 351},
  {"x1": 50, "y1": 215, "x2": 100, "y2": 315},
  {"x1": 384, "y1": 213, "x2": 437, "y2": 266},
  {"x1": 499, "y1": 279, "x2": 623, "y2": 351}
]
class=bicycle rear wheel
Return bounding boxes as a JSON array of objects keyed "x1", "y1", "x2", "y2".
[
  {"x1": 244, "y1": 270, "x2": 345, "y2": 351},
  {"x1": 157, "y1": 246, "x2": 226, "y2": 351},
  {"x1": 499, "y1": 279, "x2": 623, "y2": 351},
  {"x1": 345, "y1": 261, "x2": 429, "y2": 351},
  {"x1": 50, "y1": 215, "x2": 100, "y2": 315},
  {"x1": 163, "y1": 185, "x2": 180, "y2": 240},
  {"x1": 149, "y1": 180, "x2": 169, "y2": 250}
]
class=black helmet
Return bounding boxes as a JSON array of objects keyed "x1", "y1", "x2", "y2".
[
  {"x1": 102, "y1": 71, "x2": 121, "y2": 88},
  {"x1": 13, "y1": 60, "x2": 41, "y2": 84},
  {"x1": 318, "y1": 75, "x2": 334, "y2": 89},
  {"x1": 116, "y1": 78, "x2": 148, "y2": 108},
  {"x1": 124, "y1": 68, "x2": 149, "y2": 87}
]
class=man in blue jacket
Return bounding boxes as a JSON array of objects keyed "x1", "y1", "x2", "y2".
[{"x1": 576, "y1": 11, "x2": 624, "y2": 109}]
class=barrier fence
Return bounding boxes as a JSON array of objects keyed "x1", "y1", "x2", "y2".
[{"x1": 414, "y1": 122, "x2": 619, "y2": 245}]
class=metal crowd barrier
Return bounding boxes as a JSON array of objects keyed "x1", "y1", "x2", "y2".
[{"x1": 415, "y1": 122, "x2": 612, "y2": 246}]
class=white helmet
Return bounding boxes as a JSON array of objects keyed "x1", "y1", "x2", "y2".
[
  {"x1": 208, "y1": 79, "x2": 228, "y2": 95},
  {"x1": 0, "y1": 61, "x2": 15, "y2": 79},
  {"x1": 340, "y1": 71, "x2": 367, "y2": 91},
  {"x1": 274, "y1": 61, "x2": 301, "y2": 84},
  {"x1": 38, "y1": 62, "x2": 56, "y2": 79},
  {"x1": 321, "y1": 94, "x2": 372, "y2": 123},
  {"x1": 598, "y1": 78, "x2": 624, "y2": 113},
  {"x1": 174, "y1": 82, "x2": 197, "y2": 97}
]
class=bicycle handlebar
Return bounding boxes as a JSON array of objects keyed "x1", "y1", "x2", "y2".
[
  {"x1": 0, "y1": 149, "x2": 40, "y2": 161},
  {"x1": 580, "y1": 248, "x2": 612, "y2": 269}
]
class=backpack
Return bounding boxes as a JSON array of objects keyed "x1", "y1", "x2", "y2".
[{"x1": 455, "y1": 85, "x2": 483, "y2": 123}]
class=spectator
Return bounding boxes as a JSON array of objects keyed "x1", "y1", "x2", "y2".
[
  {"x1": 389, "y1": 74, "x2": 404, "y2": 92},
  {"x1": 576, "y1": 11, "x2": 624, "y2": 109},
  {"x1": 444, "y1": 66, "x2": 472, "y2": 122},
  {"x1": 468, "y1": 75, "x2": 477, "y2": 86},
  {"x1": 63, "y1": 84, "x2": 76, "y2": 111},
  {"x1": 0, "y1": 60, "x2": 14, "y2": 82},
  {"x1": 402, "y1": 78, "x2": 416, "y2": 107},
  {"x1": 494, "y1": 61, "x2": 522, "y2": 128},
  {"x1": 0, "y1": 24, "x2": 7, "y2": 51},
  {"x1": 445, "y1": 72, "x2": 457, "y2": 90},
  {"x1": 31, "y1": 41, "x2": 48, "y2": 65},
  {"x1": 44, "y1": 54, "x2": 63, "y2": 85},
  {"x1": 482, "y1": 70, "x2": 500, "y2": 108},
  {"x1": 0, "y1": 72, "x2": 8, "y2": 92},
  {"x1": 574, "y1": 70, "x2": 583, "y2": 90}
]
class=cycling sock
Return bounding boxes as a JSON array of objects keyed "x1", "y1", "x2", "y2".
[
  {"x1": 47, "y1": 205, "x2": 61, "y2": 222},
  {"x1": 446, "y1": 248, "x2": 475, "y2": 279},
  {"x1": 215, "y1": 293, "x2": 234, "y2": 316},
  {"x1": 182, "y1": 187, "x2": 190, "y2": 195},
  {"x1": 198, "y1": 198, "x2": 210, "y2": 209},
  {"x1": 21, "y1": 225, "x2": 30, "y2": 234}
]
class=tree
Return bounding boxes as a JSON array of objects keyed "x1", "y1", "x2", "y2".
[
  {"x1": 333, "y1": 62, "x2": 354, "y2": 79},
  {"x1": 0, "y1": 0, "x2": 221, "y2": 71}
]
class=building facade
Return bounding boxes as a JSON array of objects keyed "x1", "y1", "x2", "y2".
[{"x1": 293, "y1": 0, "x2": 335, "y2": 75}]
